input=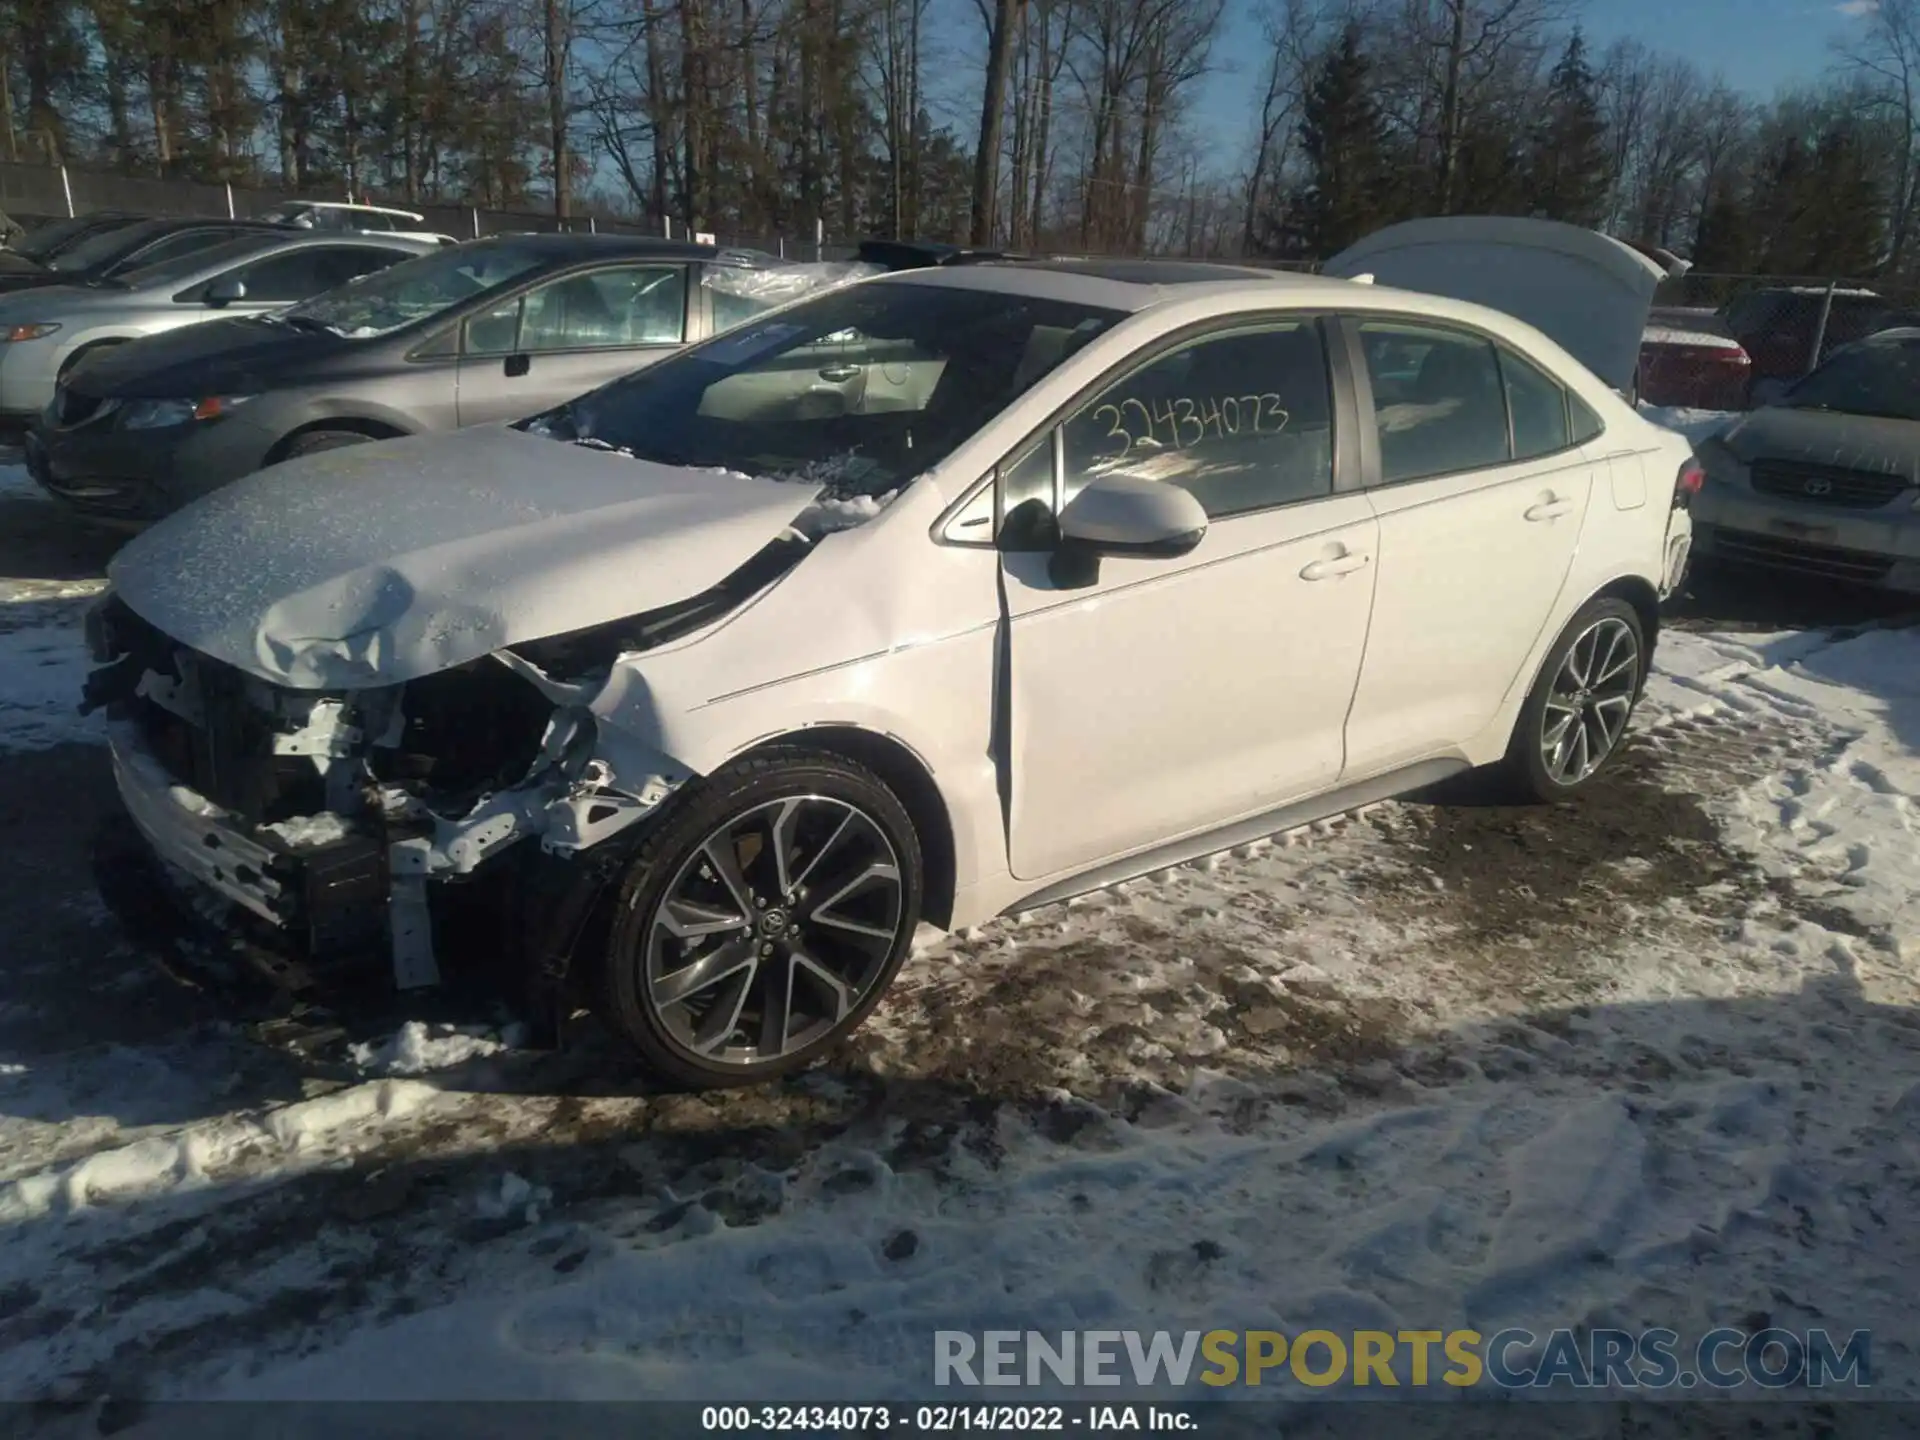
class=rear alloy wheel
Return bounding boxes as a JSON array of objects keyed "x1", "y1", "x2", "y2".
[
  {"x1": 1502, "y1": 597, "x2": 1645, "y2": 801},
  {"x1": 597, "y1": 750, "x2": 922, "y2": 1087}
]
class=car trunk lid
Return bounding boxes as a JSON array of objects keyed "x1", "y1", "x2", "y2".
[{"x1": 1322, "y1": 216, "x2": 1668, "y2": 393}]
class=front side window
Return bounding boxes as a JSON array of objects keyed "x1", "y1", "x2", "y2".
[
  {"x1": 1058, "y1": 322, "x2": 1335, "y2": 520},
  {"x1": 526, "y1": 282, "x2": 1120, "y2": 498},
  {"x1": 1358, "y1": 321, "x2": 1511, "y2": 483},
  {"x1": 279, "y1": 239, "x2": 553, "y2": 338},
  {"x1": 1499, "y1": 346, "x2": 1571, "y2": 460}
]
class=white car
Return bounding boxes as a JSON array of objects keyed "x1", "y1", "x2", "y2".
[
  {"x1": 86, "y1": 217, "x2": 1696, "y2": 1087},
  {"x1": 257, "y1": 200, "x2": 458, "y2": 247}
]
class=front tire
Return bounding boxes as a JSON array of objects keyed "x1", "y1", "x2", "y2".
[
  {"x1": 1501, "y1": 597, "x2": 1646, "y2": 802},
  {"x1": 594, "y1": 748, "x2": 923, "y2": 1088}
]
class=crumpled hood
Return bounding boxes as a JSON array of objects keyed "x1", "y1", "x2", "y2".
[
  {"x1": 1723, "y1": 405, "x2": 1920, "y2": 482},
  {"x1": 107, "y1": 428, "x2": 822, "y2": 689}
]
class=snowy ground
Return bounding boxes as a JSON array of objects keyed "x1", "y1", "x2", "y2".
[{"x1": 2, "y1": 446, "x2": 1919, "y2": 1420}]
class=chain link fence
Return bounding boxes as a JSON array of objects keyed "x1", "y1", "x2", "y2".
[
  {"x1": 0, "y1": 157, "x2": 834, "y2": 255},
  {"x1": 1641, "y1": 271, "x2": 1920, "y2": 413}
]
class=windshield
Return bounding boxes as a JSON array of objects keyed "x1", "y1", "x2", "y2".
[
  {"x1": 14, "y1": 215, "x2": 109, "y2": 263},
  {"x1": 116, "y1": 233, "x2": 283, "y2": 290},
  {"x1": 525, "y1": 280, "x2": 1122, "y2": 495},
  {"x1": 47, "y1": 220, "x2": 164, "y2": 273},
  {"x1": 1780, "y1": 335, "x2": 1920, "y2": 423},
  {"x1": 280, "y1": 239, "x2": 551, "y2": 338}
]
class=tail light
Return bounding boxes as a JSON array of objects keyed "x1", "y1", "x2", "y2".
[{"x1": 1674, "y1": 459, "x2": 1705, "y2": 510}]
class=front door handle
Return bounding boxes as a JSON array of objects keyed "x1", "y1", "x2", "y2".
[
  {"x1": 817, "y1": 364, "x2": 860, "y2": 383},
  {"x1": 1300, "y1": 552, "x2": 1371, "y2": 581},
  {"x1": 504, "y1": 353, "x2": 531, "y2": 378},
  {"x1": 1525, "y1": 497, "x2": 1574, "y2": 521}
]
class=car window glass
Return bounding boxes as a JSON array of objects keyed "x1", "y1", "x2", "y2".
[
  {"x1": 234, "y1": 245, "x2": 405, "y2": 303},
  {"x1": 998, "y1": 434, "x2": 1055, "y2": 540},
  {"x1": 1499, "y1": 346, "x2": 1570, "y2": 459},
  {"x1": 543, "y1": 283, "x2": 1121, "y2": 498},
  {"x1": 1058, "y1": 322, "x2": 1334, "y2": 521},
  {"x1": 1568, "y1": 392, "x2": 1604, "y2": 444},
  {"x1": 110, "y1": 229, "x2": 222, "y2": 275},
  {"x1": 465, "y1": 296, "x2": 522, "y2": 354},
  {"x1": 1358, "y1": 321, "x2": 1511, "y2": 483},
  {"x1": 712, "y1": 286, "x2": 771, "y2": 334},
  {"x1": 519, "y1": 265, "x2": 687, "y2": 350}
]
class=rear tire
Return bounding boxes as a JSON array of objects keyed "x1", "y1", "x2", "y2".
[
  {"x1": 277, "y1": 428, "x2": 373, "y2": 463},
  {"x1": 593, "y1": 747, "x2": 923, "y2": 1089},
  {"x1": 1501, "y1": 596, "x2": 1646, "y2": 803}
]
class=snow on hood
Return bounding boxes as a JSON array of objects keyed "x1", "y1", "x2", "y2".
[
  {"x1": 106, "y1": 428, "x2": 823, "y2": 689},
  {"x1": 1722, "y1": 406, "x2": 1920, "y2": 483}
]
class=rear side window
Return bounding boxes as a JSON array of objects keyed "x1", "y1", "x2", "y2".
[
  {"x1": 1059, "y1": 321, "x2": 1334, "y2": 520},
  {"x1": 1357, "y1": 321, "x2": 1510, "y2": 483},
  {"x1": 1569, "y1": 393, "x2": 1604, "y2": 444},
  {"x1": 1498, "y1": 346, "x2": 1571, "y2": 459}
]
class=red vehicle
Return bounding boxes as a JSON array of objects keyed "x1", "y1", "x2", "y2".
[{"x1": 1637, "y1": 307, "x2": 1753, "y2": 411}]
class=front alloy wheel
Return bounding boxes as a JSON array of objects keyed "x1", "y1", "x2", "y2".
[{"x1": 599, "y1": 750, "x2": 923, "y2": 1087}]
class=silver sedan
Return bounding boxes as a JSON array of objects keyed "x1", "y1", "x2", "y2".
[
  {"x1": 0, "y1": 230, "x2": 439, "y2": 420},
  {"x1": 1692, "y1": 328, "x2": 1920, "y2": 593}
]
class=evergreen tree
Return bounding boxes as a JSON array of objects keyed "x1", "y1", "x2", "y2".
[
  {"x1": 1525, "y1": 30, "x2": 1612, "y2": 228},
  {"x1": 1285, "y1": 23, "x2": 1392, "y2": 258}
]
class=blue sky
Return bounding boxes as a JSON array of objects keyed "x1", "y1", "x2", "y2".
[{"x1": 1184, "y1": 0, "x2": 1880, "y2": 159}]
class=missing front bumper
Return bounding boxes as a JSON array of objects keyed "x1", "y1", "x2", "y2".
[{"x1": 107, "y1": 719, "x2": 392, "y2": 975}]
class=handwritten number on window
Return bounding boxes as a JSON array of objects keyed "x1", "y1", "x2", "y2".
[{"x1": 1089, "y1": 392, "x2": 1288, "y2": 457}]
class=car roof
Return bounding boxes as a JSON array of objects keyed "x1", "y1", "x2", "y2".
[
  {"x1": 448, "y1": 232, "x2": 722, "y2": 263},
  {"x1": 866, "y1": 259, "x2": 1353, "y2": 314},
  {"x1": 285, "y1": 201, "x2": 426, "y2": 219}
]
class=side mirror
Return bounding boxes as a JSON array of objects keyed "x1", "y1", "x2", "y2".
[
  {"x1": 1049, "y1": 473, "x2": 1207, "y2": 588},
  {"x1": 204, "y1": 276, "x2": 247, "y2": 308}
]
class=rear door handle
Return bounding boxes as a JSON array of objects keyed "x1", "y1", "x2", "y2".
[
  {"x1": 1525, "y1": 497, "x2": 1574, "y2": 521},
  {"x1": 818, "y1": 364, "x2": 860, "y2": 382},
  {"x1": 1300, "y1": 552, "x2": 1370, "y2": 581}
]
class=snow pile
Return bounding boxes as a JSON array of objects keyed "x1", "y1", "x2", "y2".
[
  {"x1": 350, "y1": 1020, "x2": 530, "y2": 1076},
  {"x1": 1642, "y1": 326, "x2": 1742, "y2": 350},
  {"x1": 0, "y1": 597, "x2": 105, "y2": 751},
  {"x1": 1639, "y1": 403, "x2": 1737, "y2": 444},
  {"x1": 260, "y1": 811, "x2": 354, "y2": 849}
]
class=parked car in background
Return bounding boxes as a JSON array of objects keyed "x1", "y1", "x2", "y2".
[
  {"x1": 1691, "y1": 328, "x2": 1920, "y2": 592},
  {"x1": 0, "y1": 230, "x2": 436, "y2": 427},
  {"x1": 1720, "y1": 286, "x2": 1920, "y2": 404},
  {"x1": 0, "y1": 216, "x2": 279, "y2": 298},
  {"x1": 0, "y1": 212, "x2": 146, "y2": 272},
  {"x1": 258, "y1": 200, "x2": 456, "y2": 245},
  {"x1": 85, "y1": 217, "x2": 1695, "y2": 1086},
  {"x1": 28, "y1": 234, "x2": 872, "y2": 524},
  {"x1": 1636, "y1": 307, "x2": 1753, "y2": 410}
]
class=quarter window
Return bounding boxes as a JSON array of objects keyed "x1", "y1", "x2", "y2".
[
  {"x1": 1569, "y1": 392, "x2": 1604, "y2": 444},
  {"x1": 1058, "y1": 322, "x2": 1335, "y2": 520},
  {"x1": 1358, "y1": 321, "x2": 1511, "y2": 483},
  {"x1": 1499, "y1": 346, "x2": 1571, "y2": 459}
]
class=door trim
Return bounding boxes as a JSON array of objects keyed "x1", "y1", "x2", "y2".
[{"x1": 1004, "y1": 756, "x2": 1466, "y2": 913}]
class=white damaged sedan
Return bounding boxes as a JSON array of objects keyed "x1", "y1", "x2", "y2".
[{"x1": 86, "y1": 219, "x2": 1698, "y2": 1086}]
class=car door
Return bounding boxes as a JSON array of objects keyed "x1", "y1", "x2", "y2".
[
  {"x1": 1001, "y1": 317, "x2": 1379, "y2": 882},
  {"x1": 455, "y1": 262, "x2": 691, "y2": 426},
  {"x1": 1337, "y1": 317, "x2": 1596, "y2": 777}
]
